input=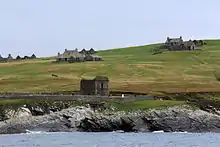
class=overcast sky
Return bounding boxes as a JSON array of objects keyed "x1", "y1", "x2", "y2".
[{"x1": 0, "y1": 0, "x2": 219, "y2": 57}]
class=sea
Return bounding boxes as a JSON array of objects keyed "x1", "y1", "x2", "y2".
[{"x1": 0, "y1": 131, "x2": 219, "y2": 147}]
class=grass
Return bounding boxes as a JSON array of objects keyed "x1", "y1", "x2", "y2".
[
  {"x1": 0, "y1": 99, "x2": 185, "y2": 113},
  {"x1": 0, "y1": 99, "x2": 29, "y2": 105},
  {"x1": 0, "y1": 99, "x2": 83, "y2": 114},
  {"x1": 0, "y1": 39, "x2": 220, "y2": 93},
  {"x1": 106, "y1": 100, "x2": 185, "y2": 111}
]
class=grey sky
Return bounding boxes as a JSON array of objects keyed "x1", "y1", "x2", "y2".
[{"x1": 0, "y1": 0, "x2": 219, "y2": 57}]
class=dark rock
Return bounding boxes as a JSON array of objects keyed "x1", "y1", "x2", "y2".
[{"x1": 1, "y1": 105, "x2": 220, "y2": 134}]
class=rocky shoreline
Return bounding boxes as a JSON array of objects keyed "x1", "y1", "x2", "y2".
[{"x1": 1, "y1": 105, "x2": 220, "y2": 134}]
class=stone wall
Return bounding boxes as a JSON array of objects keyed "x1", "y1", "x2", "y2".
[{"x1": 80, "y1": 80, "x2": 96, "y2": 95}]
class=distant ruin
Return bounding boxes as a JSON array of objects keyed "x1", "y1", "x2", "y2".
[
  {"x1": 79, "y1": 48, "x2": 96, "y2": 55},
  {"x1": 55, "y1": 48, "x2": 102, "y2": 63},
  {"x1": 0, "y1": 54, "x2": 37, "y2": 62},
  {"x1": 159, "y1": 36, "x2": 206, "y2": 51}
]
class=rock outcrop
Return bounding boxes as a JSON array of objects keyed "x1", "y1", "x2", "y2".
[
  {"x1": 3, "y1": 107, "x2": 32, "y2": 120},
  {"x1": 1, "y1": 105, "x2": 220, "y2": 134}
]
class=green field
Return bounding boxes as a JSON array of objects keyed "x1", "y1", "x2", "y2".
[{"x1": 0, "y1": 39, "x2": 220, "y2": 93}]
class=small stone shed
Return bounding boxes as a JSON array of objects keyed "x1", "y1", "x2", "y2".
[{"x1": 80, "y1": 76, "x2": 109, "y2": 96}]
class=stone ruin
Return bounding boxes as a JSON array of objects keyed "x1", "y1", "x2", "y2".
[
  {"x1": 56, "y1": 48, "x2": 102, "y2": 63},
  {"x1": 0, "y1": 54, "x2": 37, "y2": 61},
  {"x1": 159, "y1": 36, "x2": 207, "y2": 51}
]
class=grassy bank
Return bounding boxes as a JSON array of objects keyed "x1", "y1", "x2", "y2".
[
  {"x1": 0, "y1": 40, "x2": 220, "y2": 93},
  {"x1": 1, "y1": 92, "x2": 220, "y2": 113},
  {"x1": 106, "y1": 100, "x2": 185, "y2": 111},
  {"x1": 0, "y1": 99, "x2": 185, "y2": 113},
  {"x1": 0, "y1": 99, "x2": 82, "y2": 109}
]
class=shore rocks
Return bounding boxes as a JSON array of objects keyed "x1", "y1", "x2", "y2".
[
  {"x1": 4, "y1": 107, "x2": 32, "y2": 120},
  {"x1": 1, "y1": 105, "x2": 220, "y2": 134}
]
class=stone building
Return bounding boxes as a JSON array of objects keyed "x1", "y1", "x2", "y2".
[
  {"x1": 185, "y1": 40, "x2": 197, "y2": 50},
  {"x1": 79, "y1": 48, "x2": 87, "y2": 54},
  {"x1": 79, "y1": 48, "x2": 97, "y2": 55},
  {"x1": 0, "y1": 54, "x2": 12, "y2": 61},
  {"x1": 56, "y1": 48, "x2": 102, "y2": 63},
  {"x1": 80, "y1": 76, "x2": 109, "y2": 96},
  {"x1": 31, "y1": 54, "x2": 37, "y2": 59},
  {"x1": 164, "y1": 36, "x2": 198, "y2": 51},
  {"x1": 7, "y1": 54, "x2": 13, "y2": 60},
  {"x1": 165, "y1": 36, "x2": 184, "y2": 46},
  {"x1": 16, "y1": 55, "x2": 21, "y2": 60},
  {"x1": 0, "y1": 53, "x2": 37, "y2": 61},
  {"x1": 84, "y1": 55, "x2": 102, "y2": 61},
  {"x1": 23, "y1": 56, "x2": 30, "y2": 59},
  {"x1": 56, "y1": 48, "x2": 85, "y2": 62},
  {"x1": 0, "y1": 54, "x2": 4, "y2": 61},
  {"x1": 88, "y1": 48, "x2": 96, "y2": 54}
]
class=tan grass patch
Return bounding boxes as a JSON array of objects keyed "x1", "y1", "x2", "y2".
[
  {"x1": 182, "y1": 75, "x2": 214, "y2": 80},
  {"x1": 0, "y1": 75, "x2": 21, "y2": 81},
  {"x1": 0, "y1": 59, "x2": 52, "y2": 66},
  {"x1": 134, "y1": 63, "x2": 164, "y2": 68}
]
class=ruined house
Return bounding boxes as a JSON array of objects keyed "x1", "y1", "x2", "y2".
[
  {"x1": 164, "y1": 36, "x2": 198, "y2": 51},
  {"x1": 31, "y1": 54, "x2": 37, "y2": 59},
  {"x1": 79, "y1": 48, "x2": 87, "y2": 54},
  {"x1": 0, "y1": 54, "x2": 4, "y2": 61},
  {"x1": 0, "y1": 54, "x2": 12, "y2": 61},
  {"x1": 88, "y1": 48, "x2": 96, "y2": 54},
  {"x1": 193, "y1": 40, "x2": 206, "y2": 46},
  {"x1": 185, "y1": 40, "x2": 197, "y2": 50},
  {"x1": 7, "y1": 54, "x2": 13, "y2": 60},
  {"x1": 79, "y1": 48, "x2": 97, "y2": 55},
  {"x1": 165, "y1": 36, "x2": 184, "y2": 46},
  {"x1": 84, "y1": 55, "x2": 102, "y2": 61},
  {"x1": 19, "y1": 54, "x2": 37, "y2": 60},
  {"x1": 56, "y1": 48, "x2": 102, "y2": 63},
  {"x1": 16, "y1": 55, "x2": 21, "y2": 60},
  {"x1": 80, "y1": 76, "x2": 109, "y2": 96},
  {"x1": 23, "y1": 56, "x2": 30, "y2": 59},
  {"x1": 56, "y1": 48, "x2": 86, "y2": 62},
  {"x1": 0, "y1": 53, "x2": 37, "y2": 61}
]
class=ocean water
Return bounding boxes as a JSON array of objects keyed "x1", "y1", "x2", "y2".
[{"x1": 0, "y1": 132, "x2": 220, "y2": 147}]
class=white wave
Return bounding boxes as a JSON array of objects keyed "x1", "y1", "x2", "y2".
[
  {"x1": 111, "y1": 130, "x2": 125, "y2": 133},
  {"x1": 172, "y1": 131, "x2": 188, "y2": 134},
  {"x1": 153, "y1": 130, "x2": 164, "y2": 133},
  {"x1": 25, "y1": 130, "x2": 46, "y2": 134}
]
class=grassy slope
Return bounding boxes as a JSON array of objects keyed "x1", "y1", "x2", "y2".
[{"x1": 0, "y1": 40, "x2": 220, "y2": 93}]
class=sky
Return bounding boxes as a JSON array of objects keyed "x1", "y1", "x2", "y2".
[{"x1": 0, "y1": 0, "x2": 219, "y2": 57}]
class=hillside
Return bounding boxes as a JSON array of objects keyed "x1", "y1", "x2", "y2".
[{"x1": 0, "y1": 39, "x2": 220, "y2": 93}]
